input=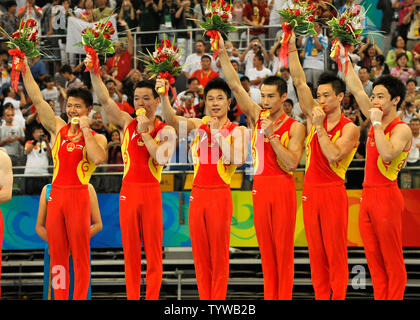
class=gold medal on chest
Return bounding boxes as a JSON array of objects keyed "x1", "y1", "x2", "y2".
[{"x1": 67, "y1": 142, "x2": 75, "y2": 152}]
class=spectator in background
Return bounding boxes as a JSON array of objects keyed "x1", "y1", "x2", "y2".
[
  {"x1": 121, "y1": 68, "x2": 143, "y2": 107},
  {"x1": 269, "y1": 34, "x2": 283, "y2": 75},
  {"x1": 106, "y1": 20, "x2": 133, "y2": 82},
  {"x1": 404, "y1": 2, "x2": 420, "y2": 51},
  {"x1": 107, "y1": 129, "x2": 123, "y2": 172},
  {"x1": 79, "y1": 0, "x2": 94, "y2": 22},
  {"x1": 371, "y1": 54, "x2": 390, "y2": 80},
  {"x1": 240, "y1": 75, "x2": 261, "y2": 105},
  {"x1": 176, "y1": 90, "x2": 202, "y2": 118},
  {"x1": 386, "y1": 35, "x2": 414, "y2": 68},
  {"x1": 138, "y1": 0, "x2": 161, "y2": 54},
  {"x1": 407, "y1": 117, "x2": 420, "y2": 166},
  {"x1": 398, "y1": 100, "x2": 420, "y2": 123},
  {"x1": 228, "y1": 59, "x2": 244, "y2": 80},
  {"x1": 41, "y1": 75, "x2": 61, "y2": 116},
  {"x1": 25, "y1": 109, "x2": 49, "y2": 141},
  {"x1": 17, "y1": 0, "x2": 43, "y2": 35},
  {"x1": 106, "y1": 129, "x2": 123, "y2": 192},
  {"x1": 0, "y1": 1, "x2": 18, "y2": 35},
  {"x1": 190, "y1": 55, "x2": 219, "y2": 88},
  {"x1": 394, "y1": 0, "x2": 414, "y2": 39},
  {"x1": 298, "y1": 21, "x2": 328, "y2": 87},
  {"x1": 358, "y1": 38, "x2": 383, "y2": 69},
  {"x1": 59, "y1": 64, "x2": 83, "y2": 89},
  {"x1": 390, "y1": 52, "x2": 416, "y2": 84},
  {"x1": 242, "y1": 0, "x2": 268, "y2": 47},
  {"x1": 358, "y1": 66, "x2": 373, "y2": 96},
  {"x1": 177, "y1": 77, "x2": 201, "y2": 107},
  {"x1": 0, "y1": 51, "x2": 11, "y2": 88},
  {"x1": 24, "y1": 126, "x2": 51, "y2": 194},
  {"x1": 90, "y1": 111, "x2": 111, "y2": 140},
  {"x1": 92, "y1": 0, "x2": 113, "y2": 21},
  {"x1": 118, "y1": 0, "x2": 137, "y2": 30},
  {"x1": 406, "y1": 79, "x2": 419, "y2": 102},
  {"x1": 230, "y1": 0, "x2": 245, "y2": 46},
  {"x1": 2, "y1": 86, "x2": 27, "y2": 129},
  {"x1": 0, "y1": 108, "x2": 25, "y2": 166},
  {"x1": 183, "y1": 40, "x2": 217, "y2": 78},
  {"x1": 239, "y1": 37, "x2": 269, "y2": 78},
  {"x1": 30, "y1": 56, "x2": 47, "y2": 85},
  {"x1": 158, "y1": 0, "x2": 176, "y2": 41},
  {"x1": 246, "y1": 53, "x2": 272, "y2": 89},
  {"x1": 173, "y1": 0, "x2": 193, "y2": 65},
  {"x1": 105, "y1": 78, "x2": 127, "y2": 103}
]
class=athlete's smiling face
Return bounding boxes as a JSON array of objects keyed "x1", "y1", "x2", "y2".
[
  {"x1": 66, "y1": 96, "x2": 91, "y2": 120},
  {"x1": 134, "y1": 87, "x2": 160, "y2": 118},
  {"x1": 205, "y1": 89, "x2": 231, "y2": 118}
]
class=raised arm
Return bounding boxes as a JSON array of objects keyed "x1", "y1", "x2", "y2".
[
  {"x1": 218, "y1": 33, "x2": 260, "y2": 125},
  {"x1": 22, "y1": 57, "x2": 64, "y2": 136},
  {"x1": 88, "y1": 67, "x2": 132, "y2": 130},
  {"x1": 345, "y1": 59, "x2": 372, "y2": 118},
  {"x1": 288, "y1": 31, "x2": 317, "y2": 117},
  {"x1": 156, "y1": 78, "x2": 201, "y2": 135},
  {"x1": 0, "y1": 149, "x2": 12, "y2": 204}
]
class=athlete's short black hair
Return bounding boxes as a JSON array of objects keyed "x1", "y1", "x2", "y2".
[
  {"x1": 204, "y1": 77, "x2": 231, "y2": 99},
  {"x1": 317, "y1": 71, "x2": 346, "y2": 95},
  {"x1": 66, "y1": 87, "x2": 93, "y2": 108},
  {"x1": 262, "y1": 75, "x2": 288, "y2": 96},
  {"x1": 373, "y1": 75, "x2": 406, "y2": 109},
  {"x1": 134, "y1": 79, "x2": 159, "y2": 99}
]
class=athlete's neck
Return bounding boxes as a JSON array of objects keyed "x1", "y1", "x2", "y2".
[
  {"x1": 381, "y1": 109, "x2": 399, "y2": 128},
  {"x1": 68, "y1": 123, "x2": 80, "y2": 135},
  {"x1": 216, "y1": 115, "x2": 229, "y2": 130},
  {"x1": 269, "y1": 109, "x2": 286, "y2": 122},
  {"x1": 326, "y1": 106, "x2": 342, "y2": 126}
]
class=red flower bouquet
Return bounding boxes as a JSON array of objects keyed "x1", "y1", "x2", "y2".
[
  {"x1": 0, "y1": 18, "x2": 42, "y2": 90},
  {"x1": 76, "y1": 18, "x2": 116, "y2": 76},
  {"x1": 140, "y1": 38, "x2": 183, "y2": 101},
  {"x1": 199, "y1": 0, "x2": 237, "y2": 58},
  {"x1": 278, "y1": 0, "x2": 319, "y2": 68},
  {"x1": 327, "y1": 4, "x2": 364, "y2": 75}
]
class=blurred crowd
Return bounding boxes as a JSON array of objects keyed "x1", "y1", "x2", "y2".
[{"x1": 0, "y1": 0, "x2": 419, "y2": 193}]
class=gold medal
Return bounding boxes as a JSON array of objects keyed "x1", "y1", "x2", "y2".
[
  {"x1": 70, "y1": 117, "x2": 79, "y2": 125},
  {"x1": 136, "y1": 108, "x2": 146, "y2": 117},
  {"x1": 260, "y1": 109, "x2": 270, "y2": 119},
  {"x1": 67, "y1": 142, "x2": 75, "y2": 152},
  {"x1": 202, "y1": 116, "x2": 211, "y2": 125}
]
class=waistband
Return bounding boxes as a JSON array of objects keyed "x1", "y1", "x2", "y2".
[
  {"x1": 303, "y1": 181, "x2": 345, "y2": 188},
  {"x1": 362, "y1": 181, "x2": 398, "y2": 189},
  {"x1": 51, "y1": 184, "x2": 88, "y2": 190},
  {"x1": 192, "y1": 184, "x2": 231, "y2": 190},
  {"x1": 122, "y1": 181, "x2": 161, "y2": 188}
]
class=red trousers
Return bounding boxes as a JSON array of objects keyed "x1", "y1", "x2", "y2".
[
  {"x1": 253, "y1": 175, "x2": 296, "y2": 300},
  {"x1": 119, "y1": 182, "x2": 163, "y2": 300},
  {"x1": 189, "y1": 185, "x2": 232, "y2": 300},
  {"x1": 46, "y1": 185, "x2": 91, "y2": 300},
  {"x1": 0, "y1": 210, "x2": 3, "y2": 299},
  {"x1": 302, "y1": 182, "x2": 349, "y2": 300},
  {"x1": 359, "y1": 183, "x2": 407, "y2": 300}
]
